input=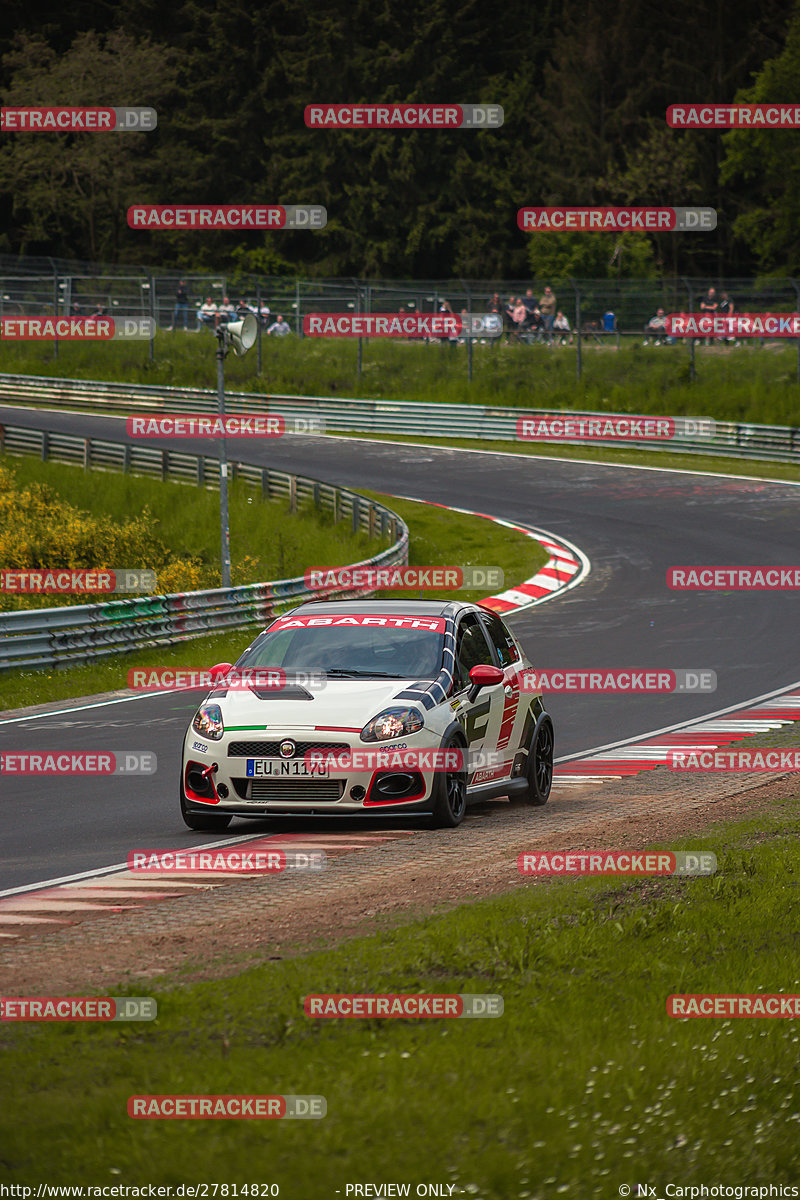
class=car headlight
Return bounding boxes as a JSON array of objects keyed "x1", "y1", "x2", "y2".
[
  {"x1": 360, "y1": 707, "x2": 424, "y2": 742},
  {"x1": 192, "y1": 703, "x2": 224, "y2": 741}
]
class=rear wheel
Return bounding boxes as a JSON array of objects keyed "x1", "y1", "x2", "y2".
[
  {"x1": 180, "y1": 778, "x2": 232, "y2": 831},
  {"x1": 518, "y1": 715, "x2": 554, "y2": 806},
  {"x1": 430, "y1": 736, "x2": 467, "y2": 828}
]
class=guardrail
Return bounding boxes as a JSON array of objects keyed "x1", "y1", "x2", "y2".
[
  {"x1": 0, "y1": 425, "x2": 409, "y2": 671},
  {"x1": 1, "y1": 373, "x2": 800, "y2": 464}
]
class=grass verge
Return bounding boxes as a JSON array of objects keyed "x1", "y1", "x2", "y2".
[
  {"x1": 0, "y1": 489, "x2": 548, "y2": 712},
  {"x1": 3, "y1": 332, "x2": 800, "y2": 426},
  {"x1": 1, "y1": 797, "x2": 798, "y2": 1190}
]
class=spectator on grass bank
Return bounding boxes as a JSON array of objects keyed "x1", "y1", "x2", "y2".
[
  {"x1": 439, "y1": 300, "x2": 458, "y2": 349},
  {"x1": 539, "y1": 285, "x2": 557, "y2": 330},
  {"x1": 511, "y1": 297, "x2": 527, "y2": 339},
  {"x1": 267, "y1": 314, "x2": 291, "y2": 336},
  {"x1": 643, "y1": 307, "x2": 667, "y2": 345},
  {"x1": 171, "y1": 280, "x2": 190, "y2": 331},
  {"x1": 553, "y1": 311, "x2": 573, "y2": 344},
  {"x1": 700, "y1": 286, "x2": 717, "y2": 345},
  {"x1": 218, "y1": 296, "x2": 235, "y2": 325},
  {"x1": 488, "y1": 292, "x2": 501, "y2": 313},
  {"x1": 718, "y1": 291, "x2": 739, "y2": 345},
  {"x1": 523, "y1": 288, "x2": 538, "y2": 316},
  {"x1": 197, "y1": 297, "x2": 218, "y2": 330}
]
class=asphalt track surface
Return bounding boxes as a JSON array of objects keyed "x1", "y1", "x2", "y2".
[{"x1": 2, "y1": 404, "x2": 800, "y2": 891}]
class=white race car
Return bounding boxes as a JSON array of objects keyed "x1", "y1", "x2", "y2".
[{"x1": 180, "y1": 599, "x2": 553, "y2": 830}]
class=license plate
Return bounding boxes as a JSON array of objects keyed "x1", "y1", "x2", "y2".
[{"x1": 246, "y1": 758, "x2": 329, "y2": 778}]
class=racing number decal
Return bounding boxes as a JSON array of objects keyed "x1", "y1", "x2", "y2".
[{"x1": 464, "y1": 697, "x2": 492, "y2": 744}]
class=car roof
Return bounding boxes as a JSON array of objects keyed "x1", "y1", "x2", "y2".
[{"x1": 284, "y1": 598, "x2": 471, "y2": 618}]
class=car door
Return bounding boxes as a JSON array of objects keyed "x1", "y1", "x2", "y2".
[
  {"x1": 452, "y1": 611, "x2": 507, "y2": 780},
  {"x1": 477, "y1": 609, "x2": 531, "y2": 769}
]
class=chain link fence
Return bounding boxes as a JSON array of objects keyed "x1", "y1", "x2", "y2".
[{"x1": 2, "y1": 254, "x2": 799, "y2": 381}]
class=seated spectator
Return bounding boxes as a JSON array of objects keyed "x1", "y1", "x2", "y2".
[
  {"x1": 602, "y1": 309, "x2": 617, "y2": 334},
  {"x1": 217, "y1": 296, "x2": 235, "y2": 325},
  {"x1": 236, "y1": 299, "x2": 254, "y2": 317},
  {"x1": 523, "y1": 288, "x2": 537, "y2": 315},
  {"x1": 267, "y1": 314, "x2": 291, "y2": 336},
  {"x1": 488, "y1": 292, "x2": 501, "y2": 313},
  {"x1": 643, "y1": 307, "x2": 667, "y2": 345},
  {"x1": 511, "y1": 297, "x2": 527, "y2": 339},
  {"x1": 197, "y1": 297, "x2": 217, "y2": 330},
  {"x1": 539, "y1": 285, "x2": 557, "y2": 331},
  {"x1": 553, "y1": 310, "x2": 573, "y2": 344}
]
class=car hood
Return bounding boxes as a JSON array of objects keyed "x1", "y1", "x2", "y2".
[{"x1": 209, "y1": 678, "x2": 425, "y2": 732}]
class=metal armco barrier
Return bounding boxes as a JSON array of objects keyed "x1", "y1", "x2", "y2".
[
  {"x1": 0, "y1": 425, "x2": 409, "y2": 671},
  {"x1": 1, "y1": 373, "x2": 800, "y2": 463}
]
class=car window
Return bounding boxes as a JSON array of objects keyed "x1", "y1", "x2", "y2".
[
  {"x1": 454, "y1": 614, "x2": 495, "y2": 690},
  {"x1": 479, "y1": 611, "x2": 520, "y2": 668},
  {"x1": 237, "y1": 624, "x2": 443, "y2": 678}
]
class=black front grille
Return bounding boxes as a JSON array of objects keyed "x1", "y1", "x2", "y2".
[
  {"x1": 232, "y1": 778, "x2": 345, "y2": 802},
  {"x1": 228, "y1": 740, "x2": 350, "y2": 758}
]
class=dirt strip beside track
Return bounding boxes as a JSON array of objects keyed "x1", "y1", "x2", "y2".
[{"x1": 2, "y1": 765, "x2": 797, "y2": 995}]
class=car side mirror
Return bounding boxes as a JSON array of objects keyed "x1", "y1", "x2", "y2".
[
  {"x1": 209, "y1": 662, "x2": 233, "y2": 683},
  {"x1": 467, "y1": 663, "x2": 504, "y2": 703}
]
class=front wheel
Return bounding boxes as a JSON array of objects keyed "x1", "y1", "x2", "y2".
[
  {"x1": 180, "y1": 779, "x2": 232, "y2": 831},
  {"x1": 518, "y1": 715, "x2": 554, "y2": 806},
  {"x1": 430, "y1": 736, "x2": 468, "y2": 828}
]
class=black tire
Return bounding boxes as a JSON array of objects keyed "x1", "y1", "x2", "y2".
[
  {"x1": 519, "y1": 715, "x2": 554, "y2": 806},
  {"x1": 180, "y1": 779, "x2": 232, "y2": 831},
  {"x1": 430, "y1": 735, "x2": 468, "y2": 828}
]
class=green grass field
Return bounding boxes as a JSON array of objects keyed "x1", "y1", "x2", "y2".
[
  {"x1": 1, "y1": 798, "x2": 798, "y2": 1192},
  {"x1": 3, "y1": 330, "x2": 800, "y2": 427}
]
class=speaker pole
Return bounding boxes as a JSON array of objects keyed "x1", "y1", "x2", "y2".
[{"x1": 215, "y1": 328, "x2": 232, "y2": 589}]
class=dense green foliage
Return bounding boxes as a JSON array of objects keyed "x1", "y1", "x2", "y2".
[{"x1": 1, "y1": 1, "x2": 798, "y2": 277}]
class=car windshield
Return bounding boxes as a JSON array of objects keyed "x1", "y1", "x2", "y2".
[{"x1": 237, "y1": 623, "x2": 444, "y2": 680}]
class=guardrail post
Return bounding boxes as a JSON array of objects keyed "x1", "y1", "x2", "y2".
[
  {"x1": 197, "y1": 456, "x2": 205, "y2": 487},
  {"x1": 332, "y1": 487, "x2": 339, "y2": 524},
  {"x1": 289, "y1": 474, "x2": 297, "y2": 513},
  {"x1": 352, "y1": 496, "x2": 360, "y2": 533},
  {"x1": 83, "y1": 438, "x2": 91, "y2": 470},
  {"x1": 368, "y1": 503, "x2": 376, "y2": 538},
  {"x1": 123, "y1": 443, "x2": 132, "y2": 473},
  {"x1": 41, "y1": 431, "x2": 49, "y2": 462},
  {"x1": 161, "y1": 449, "x2": 168, "y2": 481},
  {"x1": 313, "y1": 482, "x2": 321, "y2": 508},
  {"x1": 572, "y1": 280, "x2": 582, "y2": 381},
  {"x1": 791, "y1": 279, "x2": 800, "y2": 384},
  {"x1": 261, "y1": 467, "x2": 268, "y2": 497}
]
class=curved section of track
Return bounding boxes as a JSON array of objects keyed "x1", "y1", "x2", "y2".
[{"x1": 1, "y1": 404, "x2": 799, "y2": 893}]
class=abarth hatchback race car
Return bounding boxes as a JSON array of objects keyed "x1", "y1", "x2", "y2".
[{"x1": 180, "y1": 599, "x2": 553, "y2": 830}]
